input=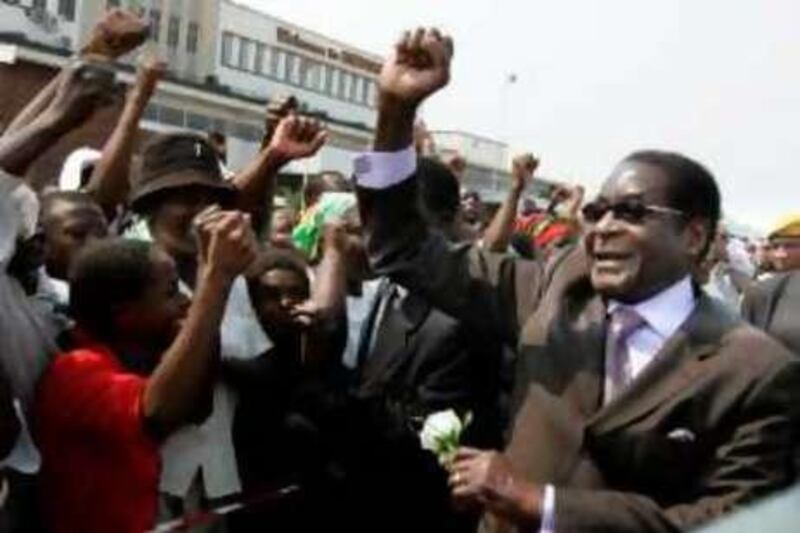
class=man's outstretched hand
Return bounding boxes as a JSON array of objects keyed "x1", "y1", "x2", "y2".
[{"x1": 379, "y1": 27, "x2": 454, "y2": 109}]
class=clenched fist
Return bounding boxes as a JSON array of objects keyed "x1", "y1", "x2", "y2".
[{"x1": 379, "y1": 27, "x2": 454, "y2": 108}]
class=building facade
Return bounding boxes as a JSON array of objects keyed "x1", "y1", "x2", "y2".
[
  {"x1": 0, "y1": 0, "x2": 541, "y2": 203},
  {"x1": 0, "y1": 0, "x2": 380, "y2": 180}
]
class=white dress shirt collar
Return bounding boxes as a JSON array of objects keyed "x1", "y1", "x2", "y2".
[{"x1": 608, "y1": 275, "x2": 696, "y2": 339}]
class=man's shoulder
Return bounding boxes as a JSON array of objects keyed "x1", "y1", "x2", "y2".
[
  {"x1": 716, "y1": 318, "x2": 798, "y2": 377},
  {"x1": 41, "y1": 347, "x2": 130, "y2": 393},
  {"x1": 50, "y1": 347, "x2": 118, "y2": 372},
  {"x1": 746, "y1": 271, "x2": 799, "y2": 302}
]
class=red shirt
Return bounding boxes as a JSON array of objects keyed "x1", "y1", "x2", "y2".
[{"x1": 34, "y1": 344, "x2": 160, "y2": 533}]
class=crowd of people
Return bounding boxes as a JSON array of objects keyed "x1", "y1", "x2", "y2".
[{"x1": 0, "y1": 9, "x2": 799, "y2": 533}]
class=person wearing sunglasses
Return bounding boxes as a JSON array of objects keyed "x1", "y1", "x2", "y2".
[
  {"x1": 352, "y1": 28, "x2": 800, "y2": 533},
  {"x1": 742, "y1": 215, "x2": 800, "y2": 356}
]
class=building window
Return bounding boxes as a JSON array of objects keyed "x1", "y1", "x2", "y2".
[
  {"x1": 304, "y1": 61, "x2": 321, "y2": 90},
  {"x1": 238, "y1": 38, "x2": 253, "y2": 71},
  {"x1": 349, "y1": 74, "x2": 360, "y2": 102},
  {"x1": 221, "y1": 32, "x2": 234, "y2": 66},
  {"x1": 186, "y1": 22, "x2": 199, "y2": 54},
  {"x1": 361, "y1": 78, "x2": 371, "y2": 104},
  {"x1": 58, "y1": 0, "x2": 76, "y2": 21},
  {"x1": 187, "y1": 112, "x2": 211, "y2": 131},
  {"x1": 339, "y1": 71, "x2": 350, "y2": 100},
  {"x1": 297, "y1": 57, "x2": 308, "y2": 87},
  {"x1": 318, "y1": 64, "x2": 328, "y2": 92},
  {"x1": 261, "y1": 45, "x2": 274, "y2": 76},
  {"x1": 167, "y1": 16, "x2": 180, "y2": 49},
  {"x1": 272, "y1": 49, "x2": 284, "y2": 79},
  {"x1": 160, "y1": 105, "x2": 185, "y2": 127},
  {"x1": 353, "y1": 76, "x2": 364, "y2": 103},
  {"x1": 367, "y1": 81, "x2": 378, "y2": 107},
  {"x1": 149, "y1": 9, "x2": 161, "y2": 42},
  {"x1": 254, "y1": 43, "x2": 266, "y2": 74},
  {"x1": 285, "y1": 54, "x2": 299, "y2": 84},
  {"x1": 329, "y1": 68, "x2": 340, "y2": 96}
]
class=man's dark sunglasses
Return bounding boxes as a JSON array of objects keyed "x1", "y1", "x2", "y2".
[{"x1": 581, "y1": 199, "x2": 684, "y2": 225}]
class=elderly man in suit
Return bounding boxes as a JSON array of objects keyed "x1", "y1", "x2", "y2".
[{"x1": 353, "y1": 28, "x2": 800, "y2": 533}]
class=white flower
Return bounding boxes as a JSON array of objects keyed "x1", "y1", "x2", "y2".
[{"x1": 419, "y1": 409, "x2": 472, "y2": 466}]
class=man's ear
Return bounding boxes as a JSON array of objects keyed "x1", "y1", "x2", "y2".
[{"x1": 684, "y1": 218, "x2": 711, "y2": 263}]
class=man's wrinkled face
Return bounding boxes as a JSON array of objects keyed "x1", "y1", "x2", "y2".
[
  {"x1": 43, "y1": 200, "x2": 108, "y2": 280},
  {"x1": 584, "y1": 161, "x2": 701, "y2": 303},
  {"x1": 767, "y1": 237, "x2": 800, "y2": 272},
  {"x1": 148, "y1": 186, "x2": 229, "y2": 260}
]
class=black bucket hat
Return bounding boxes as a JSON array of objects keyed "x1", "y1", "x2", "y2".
[{"x1": 130, "y1": 133, "x2": 237, "y2": 212}]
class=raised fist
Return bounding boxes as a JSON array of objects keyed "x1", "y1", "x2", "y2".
[
  {"x1": 511, "y1": 153, "x2": 539, "y2": 192},
  {"x1": 132, "y1": 55, "x2": 167, "y2": 103},
  {"x1": 379, "y1": 27, "x2": 454, "y2": 107},
  {"x1": 194, "y1": 207, "x2": 258, "y2": 281},
  {"x1": 80, "y1": 8, "x2": 149, "y2": 60},
  {"x1": 263, "y1": 94, "x2": 300, "y2": 145},
  {"x1": 268, "y1": 113, "x2": 328, "y2": 163}
]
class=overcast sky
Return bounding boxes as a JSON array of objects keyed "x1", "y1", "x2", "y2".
[{"x1": 240, "y1": 0, "x2": 800, "y2": 232}]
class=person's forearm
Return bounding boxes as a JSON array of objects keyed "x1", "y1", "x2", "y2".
[
  {"x1": 143, "y1": 268, "x2": 233, "y2": 433},
  {"x1": 311, "y1": 248, "x2": 348, "y2": 320},
  {"x1": 232, "y1": 146, "x2": 286, "y2": 236},
  {"x1": 483, "y1": 186, "x2": 523, "y2": 252},
  {"x1": 3, "y1": 71, "x2": 65, "y2": 136},
  {"x1": 0, "y1": 110, "x2": 72, "y2": 177},
  {"x1": 373, "y1": 94, "x2": 417, "y2": 152},
  {"x1": 84, "y1": 86, "x2": 148, "y2": 216}
]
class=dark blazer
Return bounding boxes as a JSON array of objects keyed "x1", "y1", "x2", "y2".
[
  {"x1": 741, "y1": 271, "x2": 800, "y2": 356},
  {"x1": 355, "y1": 279, "x2": 503, "y2": 448},
  {"x1": 358, "y1": 176, "x2": 800, "y2": 533},
  {"x1": 335, "y1": 279, "x2": 504, "y2": 533}
]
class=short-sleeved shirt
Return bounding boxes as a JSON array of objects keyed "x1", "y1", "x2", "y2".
[{"x1": 34, "y1": 344, "x2": 160, "y2": 533}]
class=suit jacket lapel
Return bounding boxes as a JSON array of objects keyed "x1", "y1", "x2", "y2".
[
  {"x1": 588, "y1": 295, "x2": 734, "y2": 436},
  {"x1": 560, "y1": 293, "x2": 607, "y2": 419},
  {"x1": 359, "y1": 289, "x2": 430, "y2": 389}
]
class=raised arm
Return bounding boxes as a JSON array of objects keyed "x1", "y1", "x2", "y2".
[
  {"x1": 233, "y1": 111, "x2": 327, "y2": 236},
  {"x1": 482, "y1": 153, "x2": 538, "y2": 252},
  {"x1": 4, "y1": 8, "x2": 147, "y2": 136},
  {"x1": 302, "y1": 222, "x2": 349, "y2": 322},
  {"x1": 2, "y1": 71, "x2": 65, "y2": 137},
  {"x1": 356, "y1": 28, "x2": 544, "y2": 345},
  {"x1": 0, "y1": 62, "x2": 112, "y2": 178},
  {"x1": 143, "y1": 209, "x2": 257, "y2": 435},
  {"x1": 84, "y1": 58, "x2": 165, "y2": 217}
]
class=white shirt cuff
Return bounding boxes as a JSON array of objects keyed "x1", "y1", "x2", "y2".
[
  {"x1": 353, "y1": 146, "x2": 417, "y2": 190},
  {"x1": 539, "y1": 484, "x2": 556, "y2": 533}
]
